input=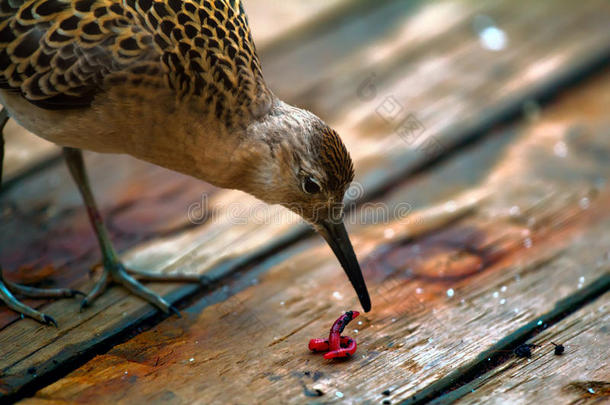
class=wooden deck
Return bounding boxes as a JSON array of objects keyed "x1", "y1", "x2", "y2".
[{"x1": 1, "y1": 0, "x2": 609, "y2": 403}]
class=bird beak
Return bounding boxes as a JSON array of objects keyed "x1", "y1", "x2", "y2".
[{"x1": 318, "y1": 219, "x2": 371, "y2": 312}]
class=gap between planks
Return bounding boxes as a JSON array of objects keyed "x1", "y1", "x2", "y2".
[
  {"x1": 17, "y1": 65, "x2": 610, "y2": 403},
  {"x1": 2, "y1": 0, "x2": 610, "y2": 400},
  {"x1": 405, "y1": 273, "x2": 610, "y2": 405}
]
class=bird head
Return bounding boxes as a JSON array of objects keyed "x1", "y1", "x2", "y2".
[{"x1": 236, "y1": 101, "x2": 371, "y2": 312}]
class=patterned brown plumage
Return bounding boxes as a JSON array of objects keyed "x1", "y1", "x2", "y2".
[
  {"x1": 0, "y1": 0, "x2": 371, "y2": 322},
  {"x1": 0, "y1": 0, "x2": 269, "y2": 126},
  {"x1": 316, "y1": 126, "x2": 354, "y2": 192}
]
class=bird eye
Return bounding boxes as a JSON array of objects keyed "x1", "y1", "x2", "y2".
[{"x1": 302, "y1": 176, "x2": 321, "y2": 194}]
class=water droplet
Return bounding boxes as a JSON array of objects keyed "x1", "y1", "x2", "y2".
[
  {"x1": 579, "y1": 276, "x2": 585, "y2": 283},
  {"x1": 500, "y1": 298, "x2": 506, "y2": 305},
  {"x1": 384, "y1": 228, "x2": 395, "y2": 239},
  {"x1": 501, "y1": 286, "x2": 507, "y2": 292},
  {"x1": 479, "y1": 26, "x2": 508, "y2": 51},
  {"x1": 509, "y1": 206, "x2": 521, "y2": 217},
  {"x1": 353, "y1": 329, "x2": 359, "y2": 333},
  {"x1": 514, "y1": 308, "x2": 519, "y2": 314},
  {"x1": 280, "y1": 301, "x2": 285, "y2": 306},
  {"x1": 579, "y1": 197, "x2": 590, "y2": 210},
  {"x1": 523, "y1": 238, "x2": 533, "y2": 249},
  {"x1": 189, "y1": 358, "x2": 195, "y2": 362},
  {"x1": 445, "y1": 200, "x2": 457, "y2": 213},
  {"x1": 588, "y1": 388, "x2": 595, "y2": 394},
  {"x1": 537, "y1": 320, "x2": 542, "y2": 326},
  {"x1": 493, "y1": 291, "x2": 499, "y2": 298},
  {"x1": 416, "y1": 287, "x2": 423, "y2": 294},
  {"x1": 391, "y1": 318, "x2": 396, "y2": 322},
  {"x1": 332, "y1": 291, "x2": 343, "y2": 300},
  {"x1": 124, "y1": 371, "x2": 128, "y2": 375},
  {"x1": 554, "y1": 141, "x2": 568, "y2": 158},
  {"x1": 336, "y1": 392, "x2": 344, "y2": 398},
  {"x1": 446, "y1": 288, "x2": 455, "y2": 298},
  {"x1": 358, "y1": 321, "x2": 363, "y2": 325}
]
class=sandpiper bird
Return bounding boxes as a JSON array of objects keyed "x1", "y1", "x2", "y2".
[{"x1": 0, "y1": 0, "x2": 371, "y2": 325}]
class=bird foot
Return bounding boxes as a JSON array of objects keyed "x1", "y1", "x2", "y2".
[
  {"x1": 0, "y1": 275, "x2": 84, "y2": 327},
  {"x1": 81, "y1": 261, "x2": 181, "y2": 317}
]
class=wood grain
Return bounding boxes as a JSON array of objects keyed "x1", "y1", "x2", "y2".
[
  {"x1": 2, "y1": 0, "x2": 610, "y2": 399},
  {"x1": 19, "y1": 64, "x2": 610, "y2": 404},
  {"x1": 452, "y1": 293, "x2": 609, "y2": 405}
]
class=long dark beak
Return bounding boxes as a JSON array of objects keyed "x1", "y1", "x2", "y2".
[{"x1": 318, "y1": 220, "x2": 371, "y2": 312}]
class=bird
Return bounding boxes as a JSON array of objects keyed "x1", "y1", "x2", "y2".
[{"x1": 0, "y1": 0, "x2": 371, "y2": 325}]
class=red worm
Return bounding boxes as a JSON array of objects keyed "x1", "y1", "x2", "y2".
[{"x1": 309, "y1": 311, "x2": 359, "y2": 359}]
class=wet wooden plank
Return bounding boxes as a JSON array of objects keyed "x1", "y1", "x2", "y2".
[
  {"x1": 2, "y1": 0, "x2": 610, "y2": 399},
  {"x1": 452, "y1": 292, "x2": 609, "y2": 404},
  {"x1": 19, "y1": 66, "x2": 610, "y2": 403}
]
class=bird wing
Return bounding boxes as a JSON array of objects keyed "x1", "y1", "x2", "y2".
[{"x1": 0, "y1": 0, "x2": 270, "y2": 120}]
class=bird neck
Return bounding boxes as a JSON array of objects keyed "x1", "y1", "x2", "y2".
[
  {"x1": 216, "y1": 100, "x2": 320, "y2": 201},
  {"x1": 204, "y1": 99, "x2": 296, "y2": 194}
]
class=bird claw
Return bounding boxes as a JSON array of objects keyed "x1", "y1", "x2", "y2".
[
  {"x1": 0, "y1": 273, "x2": 78, "y2": 327},
  {"x1": 79, "y1": 299, "x2": 90, "y2": 312},
  {"x1": 43, "y1": 314, "x2": 58, "y2": 328}
]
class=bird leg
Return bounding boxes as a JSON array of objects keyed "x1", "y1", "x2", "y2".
[
  {"x1": 0, "y1": 110, "x2": 82, "y2": 326},
  {"x1": 62, "y1": 147, "x2": 180, "y2": 316}
]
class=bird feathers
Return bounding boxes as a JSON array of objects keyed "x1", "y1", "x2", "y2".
[
  {"x1": 0, "y1": 0, "x2": 356, "y2": 216},
  {"x1": 0, "y1": 0, "x2": 269, "y2": 125},
  {"x1": 315, "y1": 126, "x2": 354, "y2": 193}
]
